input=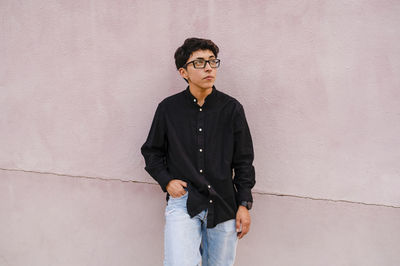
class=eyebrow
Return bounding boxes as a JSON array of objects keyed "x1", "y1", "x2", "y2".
[{"x1": 195, "y1": 55, "x2": 216, "y2": 60}]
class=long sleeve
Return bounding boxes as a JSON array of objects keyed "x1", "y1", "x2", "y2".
[
  {"x1": 141, "y1": 103, "x2": 172, "y2": 192},
  {"x1": 232, "y1": 103, "x2": 256, "y2": 203}
]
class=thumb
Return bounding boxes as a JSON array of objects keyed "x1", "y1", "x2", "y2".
[
  {"x1": 236, "y1": 217, "x2": 241, "y2": 232},
  {"x1": 178, "y1": 180, "x2": 187, "y2": 187}
]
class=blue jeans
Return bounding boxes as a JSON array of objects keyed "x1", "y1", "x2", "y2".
[{"x1": 163, "y1": 191, "x2": 238, "y2": 266}]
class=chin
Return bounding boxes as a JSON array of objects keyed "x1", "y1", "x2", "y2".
[
  {"x1": 190, "y1": 81, "x2": 214, "y2": 90},
  {"x1": 202, "y1": 85, "x2": 214, "y2": 90},
  {"x1": 204, "y1": 81, "x2": 215, "y2": 87}
]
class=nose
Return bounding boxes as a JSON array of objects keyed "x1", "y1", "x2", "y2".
[{"x1": 204, "y1": 61, "x2": 212, "y2": 71}]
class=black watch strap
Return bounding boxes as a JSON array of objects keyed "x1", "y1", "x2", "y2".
[{"x1": 240, "y1": 201, "x2": 253, "y2": 210}]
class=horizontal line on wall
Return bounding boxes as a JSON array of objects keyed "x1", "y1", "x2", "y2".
[
  {"x1": 1, "y1": 167, "x2": 399, "y2": 209},
  {"x1": 253, "y1": 190, "x2": 400, "y2": 209}
]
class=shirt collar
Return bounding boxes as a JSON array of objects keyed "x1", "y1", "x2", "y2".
[{"x1": 184, "y1": 85, "x2": 217, "y2": 107}]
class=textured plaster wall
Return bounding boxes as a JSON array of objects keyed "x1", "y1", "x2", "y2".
[{"x1": 1, "y1": 0, "x2": 400, "y2": 265}]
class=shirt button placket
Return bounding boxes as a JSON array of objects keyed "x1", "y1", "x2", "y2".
[{"x1": 197, "y1": 102, "x2": 205, "y2": 179}]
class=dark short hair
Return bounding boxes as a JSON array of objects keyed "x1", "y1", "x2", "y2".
[{"x1": 174, "y1": 37, "x2": 219, "y2": 70}]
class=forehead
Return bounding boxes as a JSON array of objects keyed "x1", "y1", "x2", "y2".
[{"x1": 188, "y1": 49, "x2": 215, "y2": 61}]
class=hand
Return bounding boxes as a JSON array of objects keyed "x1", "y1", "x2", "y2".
[
  {"x1": 236, "y1": 206, "x2": 251, "y2": 239},
  {"x1": 166, "y1": 179, "x2": 187, "y2": 198}
]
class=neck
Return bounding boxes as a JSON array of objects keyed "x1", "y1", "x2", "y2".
[{"x1": 189, "y1": 85, "x2": 213, "y2": 106}]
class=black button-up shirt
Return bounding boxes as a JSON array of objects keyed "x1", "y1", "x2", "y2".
[{"x1": 141, "y1": 85, "x2": 256, "y2": 228}]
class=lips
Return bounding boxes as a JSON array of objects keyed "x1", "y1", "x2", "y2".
[{"x1": 204, "y1": 76, "x2": 214, "y2": 79}]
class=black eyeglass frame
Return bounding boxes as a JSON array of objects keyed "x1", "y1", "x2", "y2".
[{"x1": 183, "y1": 59, "x2": 221, "y2": 69}]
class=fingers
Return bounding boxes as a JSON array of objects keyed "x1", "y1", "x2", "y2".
[
  {"x1": 178, "y1": 180, "x2": 187, "y2": 187},
  {"x1": 237, "y1": 219, "x2": 250, "y2": 239},
  {"x1": 166, "y1": 179, "x2": 188, "y2": 198},
  {"x1": 236, "y1": 208, "x2": 251, "y2": 239}
]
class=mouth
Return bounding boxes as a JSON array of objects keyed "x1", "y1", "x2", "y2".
[{"x1": 204, "y1": 76, "x2": 214, "y2": 80}]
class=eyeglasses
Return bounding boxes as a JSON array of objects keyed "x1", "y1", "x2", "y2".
[{"x1": 183, "y1": 58, "x2": 221, "y2": 69}]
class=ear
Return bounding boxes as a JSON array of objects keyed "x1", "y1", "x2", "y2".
[{"x1": 178, "y1": 67, "x2": 188, "y2": 80}]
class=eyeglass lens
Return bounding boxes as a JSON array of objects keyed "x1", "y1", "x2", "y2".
[{"x1": 193, "y1": 59, "x2": 220, "y2": 68}]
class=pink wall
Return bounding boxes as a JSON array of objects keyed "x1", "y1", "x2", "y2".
[{"x1": 1, "y1": 1, "x2": 400, "y2": 265}]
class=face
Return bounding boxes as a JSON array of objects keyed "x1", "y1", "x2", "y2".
[{"x1": 179, "y1": 49, "x2": 217, "y2": 91}]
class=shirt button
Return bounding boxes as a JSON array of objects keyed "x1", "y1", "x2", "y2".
[
  {"x1": 208, "y1": 185, "x2": 211, "y2": 189},
  {"x1": 199, "y1": 169, "x2": 203, "y2": 173},
  {"x1": 199, "y1": 148, "x2": 203, "y2": 152},
  {"x1": 199, "y1": 108, "x2": 202, "y2": 111},
  {"x1": 193, "y1": 99, "x2": 197, "y2": 102},
  {"x1": 209, "y1": 200, "x2": 213, "y2": 203},
  {"x1": 199, "y1": 128, "x2": 202, "y2": 132}
]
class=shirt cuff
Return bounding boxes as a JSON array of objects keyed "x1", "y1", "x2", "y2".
[
  {"x1": 236, "y1": 187, "x2": 253, "y2": 203},
  {"x1": 156, "y1": 169, "x2": 173, "y2": 193}
]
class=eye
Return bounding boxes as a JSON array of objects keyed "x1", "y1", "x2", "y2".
[{"x1": 193, "y1": 59, "x2": 205, "y2": 67}]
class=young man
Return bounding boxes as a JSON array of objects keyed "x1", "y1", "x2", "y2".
[{"x1": 141, "y1": 37, "x2": 256, "y2": 266}]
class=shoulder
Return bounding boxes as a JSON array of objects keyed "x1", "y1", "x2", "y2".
[
  {"x1": 157, "y1": 89, "x2": 186, "y2": 108},
  {"x1": 216, "y1": 89, "x2": 244, "y2": 111}
]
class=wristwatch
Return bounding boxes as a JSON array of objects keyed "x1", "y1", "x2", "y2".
[{"x1": 240, "y1": 201, "x2": 253, "y2": 210}]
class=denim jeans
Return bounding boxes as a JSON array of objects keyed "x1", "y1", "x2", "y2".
[{"x1": 163, "y1": 191, "x2": 238, "y2": 266}]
